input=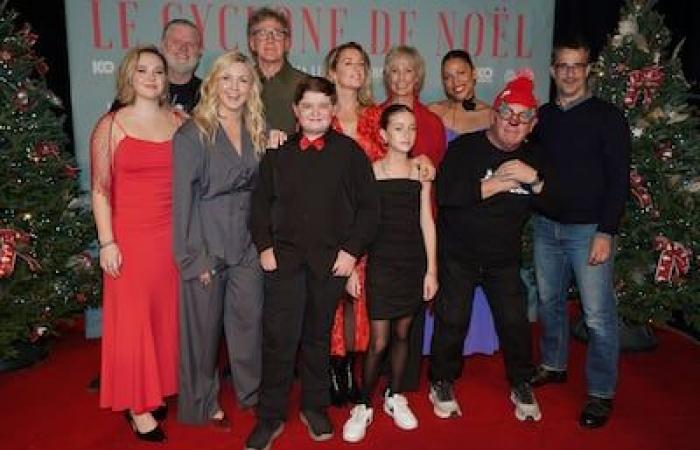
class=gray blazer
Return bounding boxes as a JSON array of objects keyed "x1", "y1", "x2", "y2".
[{"x1": 173, "y1": 120, "x2": 260, "y2": 280}]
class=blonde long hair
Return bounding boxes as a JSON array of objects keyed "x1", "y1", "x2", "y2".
[
  {"x1": 324, "y1": 42, "x2": 374, "y2": 107},
  {"x1": 192, "y1": 51, "x2": 266, "y2": 156}
]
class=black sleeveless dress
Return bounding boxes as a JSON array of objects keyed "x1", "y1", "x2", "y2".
[{"x1": 366, "y1": 179, "x2": 427, "y2": 320}]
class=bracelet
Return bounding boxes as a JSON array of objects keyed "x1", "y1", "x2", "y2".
[{"x1": 99, "y1": 240, "x2": 115, "y2": 249}]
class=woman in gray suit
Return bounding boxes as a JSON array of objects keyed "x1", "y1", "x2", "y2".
[{"x1": 172, "y1": 50, "x2": 268, "y2": 428}]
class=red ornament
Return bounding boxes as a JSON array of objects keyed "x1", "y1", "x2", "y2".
[
  {"x1": 0, "y1": 228, "x2": 41, "y2": 278},
  {"x1": 76, "y1": 293, "x2": 88, "y2": 304},
  {"x1": 35, "y1": 60, "x2": 49, "y2": 76},
  {"x1": 653, "y1": 236, "x2": 692, "y2": 284},
  {"x1": 34, "y1": 141, "x2": 60, "y2": 158},
  {"x1": 629, "y1": 169, "x2": 653, "y2": 210},
  {"x1": 624, "y1": 65, "x2": 664, "y2": 109},
  {"x1": 19, "y1": 23, "x2": 38, "y2": 47},
  {"x1": 64, "y1": 165, "x2": 80, "y2": 178}
]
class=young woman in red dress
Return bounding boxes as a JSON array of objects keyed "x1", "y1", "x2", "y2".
[{"x1": 90, "y1": 46, "x2": 184, "y2": 442}]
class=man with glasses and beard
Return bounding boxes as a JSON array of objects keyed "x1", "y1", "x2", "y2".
[{"x1": 160, "y1": 18, "x2": 203, "y2": 113}]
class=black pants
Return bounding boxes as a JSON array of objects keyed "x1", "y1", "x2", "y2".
[
  {"x1": 430, "y1": 257, "x2": 534, "y2": 386},
  {"x1": 256, "y1": 263, "x2": 345, "y2": 421}
]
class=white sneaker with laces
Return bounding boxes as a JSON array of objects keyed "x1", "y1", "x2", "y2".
[
  {"x1": 383, "y1": 393, "x2": 418, "y2": 430},
  {"x1": 342, "y1": 404, "x2": 373, "y2": 443}
]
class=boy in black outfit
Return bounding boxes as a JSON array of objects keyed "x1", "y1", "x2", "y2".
[
  {"x1": 429, "y1": 74, "x2": 545, "y2": 422},
  {"x1": 246, "y1": 77, "x2": 379, "y2": 450}
]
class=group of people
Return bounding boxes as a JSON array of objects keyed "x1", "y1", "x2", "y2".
[{"x1": 90, "y1": 6, "x2": 630, "y2": 450}]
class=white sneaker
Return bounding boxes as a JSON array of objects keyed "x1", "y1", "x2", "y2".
[
  {"x1": 383, "y1": 393, "x2": 418, "y2": 430},
  {"x1": 428, "y1": 380, "x2": 462, "y2": 418},
  {"x1": 510, "y1": 383, "x2": 542, "y2": 421},
  {"x1": 342, "y1": 404, "x2": 373, "y2": 443}
]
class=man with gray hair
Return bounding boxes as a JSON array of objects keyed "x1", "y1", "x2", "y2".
[{"x1": 161, "y1": 18, "x2": 203, "y2": 113}]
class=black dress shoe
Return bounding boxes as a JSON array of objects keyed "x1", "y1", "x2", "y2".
[
  {"x1": 345, "y1": 352, "x2": 361, "y2": 403},
  {"x1": 579, "y1": 396, "x2": 613, "y2": 428},
  {"x1": 124, "y1": 411, "x2": 166, "y2": 443},
  {"x1": 530, "y1": 366, "x2": 567, "y2": 387},
  {"x1": 329, "y1": 356, "x2": 348, "y2": 407},
  {"x1": 152, "y1": 404, "x2": 168, "y2": 421}
]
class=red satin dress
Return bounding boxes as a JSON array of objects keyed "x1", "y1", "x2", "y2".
[
  {"x1": 99, "y1": 133, "x2": 179, "y2": 413},
  {"x1": 329, "y1": 107, "x2": 383, "y2": 356}
]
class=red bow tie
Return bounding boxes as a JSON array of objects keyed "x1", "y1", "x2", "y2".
[{"x1": 300, "y1": 135, "x2": 325, "y2": 151}]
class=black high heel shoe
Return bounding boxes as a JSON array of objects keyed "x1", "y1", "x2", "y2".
[
  {"x1": 124, "y1": 411, "x2": 166, "y2": 443},
  {"x1": 152, "y1": 404, "x2": 168, "y2": 422}
]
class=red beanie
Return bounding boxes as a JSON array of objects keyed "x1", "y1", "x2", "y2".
[{"x1": 493, "y1": 70, "x2": 538, "y2": 110}]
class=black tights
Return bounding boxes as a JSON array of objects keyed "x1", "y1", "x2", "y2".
[{"x1": 359, "y1": 315, "x2": 413, "y2": 406}]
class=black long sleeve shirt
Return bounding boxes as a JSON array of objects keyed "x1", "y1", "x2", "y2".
[
  {"x1": 533, "y1": 96, "x2": 630, "y2": 235},
  {"x1": 437, "y1": 131, "x2": 542, "y2": 266},
  {"x1": 250, "y1": 129, "x2": 379, "y2": 275}
]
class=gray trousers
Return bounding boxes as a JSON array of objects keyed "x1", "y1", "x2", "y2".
[{"x1": 177, "y1": 256, "x2": 263, "y2": 424}]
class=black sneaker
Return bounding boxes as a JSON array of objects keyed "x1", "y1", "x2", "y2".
[
  {"x1": 510, "y1": 382, "x2": 542, "y2": 421},
  {"x1": 530, "y1": 366, "x2": 567, "y2": 387},
  {"x1": 428, "y1": 380, "x2": 461, "y2": 418},
  {"x1": 579, "y1": 396, "x2": 613, "y2": 428},
  {"x1": 245, "y1": 419, "x2": 284, "y2": 450},
  {"x1": 299, "y1": 409, "x2": 334, "y2": 441}
]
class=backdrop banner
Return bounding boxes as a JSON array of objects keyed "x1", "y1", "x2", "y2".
[{"x1": 66, "y1": 0, "x2": 554, "y2": 187}]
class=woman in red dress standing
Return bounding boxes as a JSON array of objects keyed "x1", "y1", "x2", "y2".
[
  {"x1": 90, "y1": 46, "x2": 183, "y2": 442},
  {"x1": 323, "y1": 42, "x2": 381, "y2": 406},
  {"x1": 324, "y1": 42, "x2": 436, "y2": 404}
]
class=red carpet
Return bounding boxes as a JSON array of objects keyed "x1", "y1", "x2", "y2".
[{"x1": 1, "y1": 322, "x2": 699, "y2": 450}]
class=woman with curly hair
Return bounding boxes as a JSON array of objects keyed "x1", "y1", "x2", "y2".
[{"x1": 172, "y1": 50, "x2": 268, "y2": 429}]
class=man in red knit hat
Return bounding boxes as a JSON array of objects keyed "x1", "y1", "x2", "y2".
[{"x1": 428, "y1": 73, "x2": 545, "y2": 422}]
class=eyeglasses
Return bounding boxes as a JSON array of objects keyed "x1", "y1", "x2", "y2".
[
  {"x1": 496, "y1": 103, "x2": 536, "y2": 125},
  {"x1": 553, "y1": 62, "x2": 588, "y2": 73},
  {"x1": 251, "y1": 28, "x2": 288, "y2": 41}
]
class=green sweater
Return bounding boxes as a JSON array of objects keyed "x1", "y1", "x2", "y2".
[{"x1": 259, "y1": 60, "x2": 308, "y2": 134}]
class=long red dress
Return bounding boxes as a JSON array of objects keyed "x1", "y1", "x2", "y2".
[{"x1": 93, "y1": 115, "x2": 179, "y2": 413}]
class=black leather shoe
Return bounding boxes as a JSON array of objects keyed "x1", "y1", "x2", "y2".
[
  {"x1": 345, "y1": 353, "x2": 361, "y2": 403},
  {"x1": 124, "y1": 411, "x2": 166, "y2": 443},
  {"x1": 299, "y1": 409, "x2": 333, "y2": 441},
  {"x1": 245, "y1": 419, "x2": 284, "y2": 450},
  {"x1": 530, "y1": 366, "x2": 567, "y2": 387},
  {"x1": 152, "y1": 404, "x2": 168, "y2": 422},
  {"x1": 329, "y1": 356, "x2": 348, "y2": 407},
  {"x1": 579, "y1": 396, "x2": 613, "y2": 428}
]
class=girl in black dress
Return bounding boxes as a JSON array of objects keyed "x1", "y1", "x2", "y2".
[{"x1": 342, "y1": 104, "x2": 438, "y2": 442}]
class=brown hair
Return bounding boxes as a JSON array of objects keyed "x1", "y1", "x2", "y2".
[
  {"x1": 293, "y1": 76, "x2": 337, "y2": 105},
  {"x1": 247, "y1": 7, "x2": 290, "y2": 36}
]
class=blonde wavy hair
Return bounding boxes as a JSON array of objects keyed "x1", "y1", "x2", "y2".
[
  {"x1": 116, "y1": 45, "x2": 169, "y2": 106},
  {"x1": 323, "y1": 42, "x2": 374, "y2": 107},
  {"x1": 192, "y1": 51, "x2": 267, "y2": 156},
  {"x1": 383, "y1": 45, "x2": 426, "y2": 96}
]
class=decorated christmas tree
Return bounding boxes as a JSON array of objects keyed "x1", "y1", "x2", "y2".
[
  {"x1": 0, "y1": 3, "x2": 99, "y2": 361},
  {"x1": 592, "y1": 0, "x2": 699, "y2": 332}
]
